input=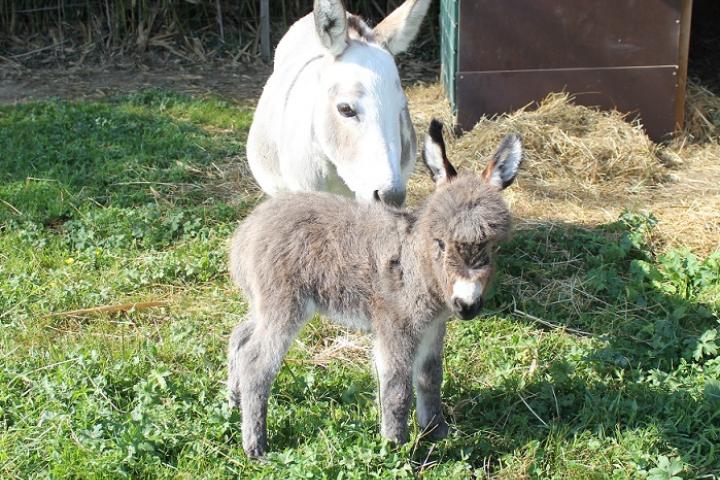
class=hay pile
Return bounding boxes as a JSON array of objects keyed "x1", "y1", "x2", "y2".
[
  {"x1": 454, "y1": 94, "x2": 662, "y2": 186},
  {"x1": 408, "y1": 86, "x2": 664, "y2": 196},
  {"x1": 405, "y1": 81, "x2": 720, "y2": 255},
  {"x1": 684, "y1": 82, "x2": 720, "y2": 143}
]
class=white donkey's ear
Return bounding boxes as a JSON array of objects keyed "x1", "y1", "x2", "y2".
[
  {"x1": 314, "y1": 0, "x2": 348, "y2": 56},
  {"x1": 482, "y1": 134, "x2": 523, "y2": 189},
  {"x1": 422, "y1": 119, "x2": 457, "y2": 186},
  {"x1": 372, "y1": 0, "x2": 431, "y2": 55}
]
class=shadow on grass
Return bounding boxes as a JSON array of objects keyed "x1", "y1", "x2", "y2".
[
  {"x1": 0, "y1": 90, "x2": 255, "y2": 225},
  {"x1": 433, "y1": 216, "x2": 720, "y2": 475},
  {"x1": 439, "y1": 368, "x2": 717, "y2": 476}
]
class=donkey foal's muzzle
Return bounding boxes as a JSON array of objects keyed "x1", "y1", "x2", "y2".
[{"x1": 453, "y1": 297, "x2": 484, "y2": 320}]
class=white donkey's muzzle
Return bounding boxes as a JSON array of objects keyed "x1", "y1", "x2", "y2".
[{"x1": 373, "y1": 187, "x2": 406, "y2": 207}]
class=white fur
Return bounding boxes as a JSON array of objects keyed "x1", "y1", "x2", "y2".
[
  {"x1": 422, "y1": 134, "x2": 446, "y2": 183},
  {"x1": 507, "y1": 137, "x2": 523, "y2": 171},
  {"x1": 247, "y1": 6, "x2": 420, "y2": 203},
  {"x1": 490, "y1": 135, "x2": 523, "y2": 189},
  {"x1": 314, "y1": 0, "x2": 348, "y2": 56},
  {"x1": 451, "y1": 279, "x2": 483, "y2": 304},
  {"x1": 323, "y1": 308, "x2": 372, "y2": 333},
  {"x1": 373, "y1": 344, "x2": 386, "y2": 373},
  {"x1": 314, "y1": 45, "x2": 410, "y2": 201},
  {"x1": 304, "y1": 299, "x2": 318, "y2": 319},
  {"x1": 373, "y1": 0, "x2": 432, "y2": 55}
]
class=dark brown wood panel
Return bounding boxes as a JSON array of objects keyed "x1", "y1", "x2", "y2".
[
  {"x1": 456, "y1": 67, "x2": 680, "y2": 140},
  {"x1": 675, "y1": 0, "x2": 694, "y2": 131},
  {"x1": 459, "y1": 0, "x2": 683, "y2": 72}
]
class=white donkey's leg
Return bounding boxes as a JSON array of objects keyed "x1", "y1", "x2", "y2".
[
  {"x1": 227, "y1": 302, "x2": 312, "y2": 458},
  {"x1": 413, "y1": 319, "x2": 450, "y2": 439}
]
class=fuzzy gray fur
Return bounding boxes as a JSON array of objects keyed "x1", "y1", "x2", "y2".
[{"x1": 228, "y1": 121, "x2": 522, "y2": 457}]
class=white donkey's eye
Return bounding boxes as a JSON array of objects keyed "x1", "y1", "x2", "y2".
[{"x1": 337, "y1": 103, "x2": 357, "y2": 118}]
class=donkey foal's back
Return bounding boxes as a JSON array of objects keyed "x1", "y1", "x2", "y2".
[{"x1": 228, "y1": 119, "x2": 523, "y2": 457}]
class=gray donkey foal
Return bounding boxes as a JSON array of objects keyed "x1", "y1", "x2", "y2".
[{"x1": 228, "y1": 119, "x2": 522, "y2": 457}]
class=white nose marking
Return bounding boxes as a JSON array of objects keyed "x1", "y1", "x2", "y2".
[{"x1": 452, "y1": 279, "x2": 483, "y2": 304}]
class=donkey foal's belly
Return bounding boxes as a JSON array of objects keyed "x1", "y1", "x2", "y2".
[{"x1": 324, "y1": 310, "x2": 372, "y2": 333}]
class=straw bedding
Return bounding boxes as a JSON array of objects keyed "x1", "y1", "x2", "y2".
[{"x1": 405, "y1": 81, "x2": 720, "y2": 255}]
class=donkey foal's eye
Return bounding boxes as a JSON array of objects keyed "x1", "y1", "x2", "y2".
[
  {"x1": 337, "y1": 103, "x2": 357, "y2": 118},
  {"x1": 471, "y1": 254, "x2": 490, "y2": 268},
  {"x1": 434, "y1": 239, "x2": 445, "y2": 252}
]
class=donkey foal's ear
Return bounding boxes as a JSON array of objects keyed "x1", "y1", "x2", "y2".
[
  {"x1": 482, "y1": 133, "x2": 523, "y2": 190},
  {"x1": 373, "y1": 0, "x2": 431, "y2": 55},
  {"x1": 422, "y1": 119, "x2": 457, "y2": 185},
  {"x1": 314, "y1": 0, "x2": 348, "y2": 56}
]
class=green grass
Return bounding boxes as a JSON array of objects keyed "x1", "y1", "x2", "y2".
[{"x1": 1, "y1": 91, "x2": 719, "y2": 479}]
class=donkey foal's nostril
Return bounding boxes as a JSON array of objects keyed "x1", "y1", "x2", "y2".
[
  {"x1": 373, "y1": 190, "x2": 381, "y2": 202},
  {"x1": 452, "y1": 298, "x2": 464, "y2": 311}
]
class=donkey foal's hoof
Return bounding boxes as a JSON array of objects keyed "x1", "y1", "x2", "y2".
[
  {"x1": 243, "y1": 444, "x2": 266, "y2": 459},
  {"x1": 383, "y1": 431, "x2": 410, "y2": 446},
  {"x1": 423, "y1": 421, "x2": 451, "y2": 440}
]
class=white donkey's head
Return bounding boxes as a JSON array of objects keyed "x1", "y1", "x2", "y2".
[{"x1": 311, "y1": 0, "x2": 431, "y2": 206}]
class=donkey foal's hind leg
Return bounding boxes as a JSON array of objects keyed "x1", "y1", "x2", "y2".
[
  {"x1": 228, "y1": 319, "x2": 256, "y2": 408},
  {"x1": 227, "y1": 307, "x2": 307, "y2": 458}
]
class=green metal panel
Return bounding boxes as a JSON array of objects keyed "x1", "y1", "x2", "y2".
[{"x1": 440, "y1": 0, "x2": 459, "y2": 112}]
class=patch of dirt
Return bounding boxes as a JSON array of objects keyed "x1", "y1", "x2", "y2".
[
  {"x1": 0, "y1": 61, "x2": 271, "y2": 105},
  {"x1": 0, "y1": 57, "x2": 435, "y2": 106}
]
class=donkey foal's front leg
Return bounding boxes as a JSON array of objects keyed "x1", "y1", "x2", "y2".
[
  {"x1": 414, "y1": 320, "x2": 450, "y2": 440},
  {"x1": 374, "y1": 335, "x2": 414, "y2": 444}
]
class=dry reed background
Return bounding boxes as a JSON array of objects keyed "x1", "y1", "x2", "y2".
[{"x1": 0, "y1": 0, "x2": 439, "y2": 65}]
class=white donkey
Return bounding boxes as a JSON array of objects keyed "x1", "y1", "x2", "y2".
[{"x1": 247, "y1": 0, "x2": 432, "y2": 206}]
